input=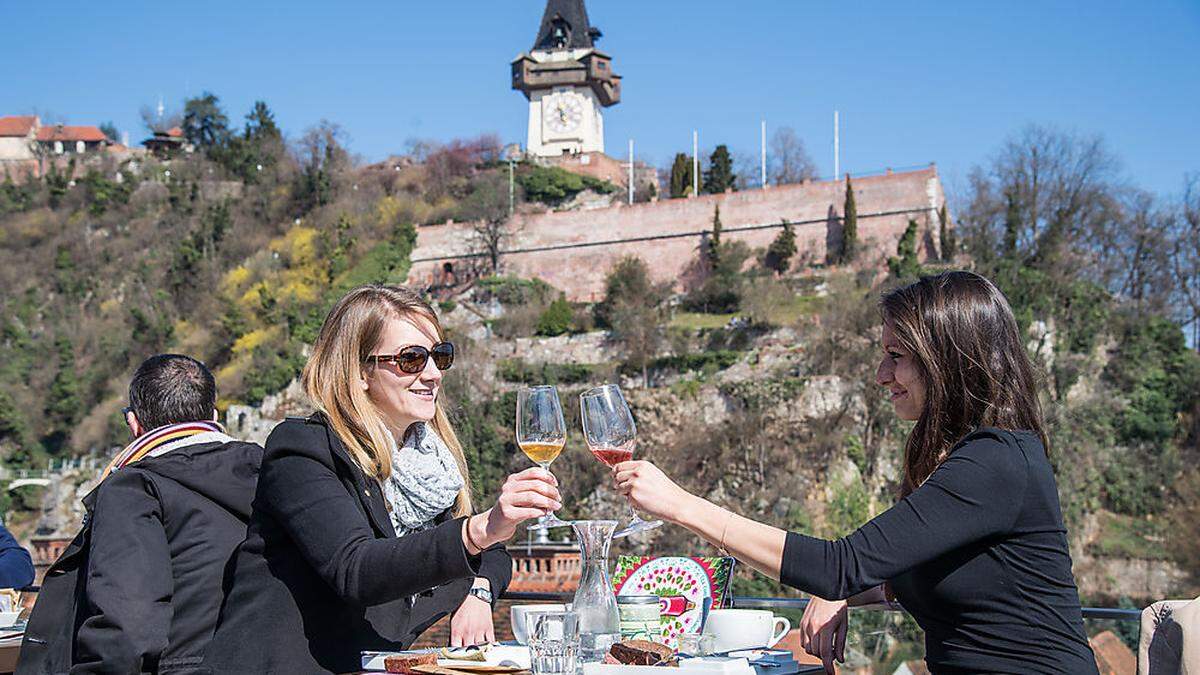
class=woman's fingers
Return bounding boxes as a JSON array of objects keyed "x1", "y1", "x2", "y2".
[
  {"x1": 509, "y1": 466, "x2": 559, "y2": 485},
  {"x1": 818, "y1": 623, "x2": 836, "y2": 674},
  {"x1": 508, "y1": 490, "x2": 562, "y2": 511},
  {"x1": 504, "y1": 478, "x2": 562, "y2": 503}
]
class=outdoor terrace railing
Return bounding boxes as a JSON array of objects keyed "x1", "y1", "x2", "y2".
[
  {"x1": 500, "y1": 591, "x2": 1140, "y2": 670},
  {"x1": 501, "y1": 591, "x2": 1141, "y2": 623}
]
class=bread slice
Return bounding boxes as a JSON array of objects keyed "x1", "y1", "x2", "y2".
[
  {"x1": 384, "y1": 652, "x2": 439, "y2": 674},
  {"x1": 608, "y1": 639, "x2": 675, "y2": 666}
]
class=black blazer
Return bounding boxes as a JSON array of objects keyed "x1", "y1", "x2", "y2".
[{"x1": 205, "y1": 415, "x2": 512, "y2": 674}]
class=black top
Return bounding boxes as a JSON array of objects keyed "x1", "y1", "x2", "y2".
[
  {"x1": 781, "y1": 428, "x2": 1097, "y2": 674},
  {"x1": 74, "y1": 439, "x2": 263, "y2": 675},
  {"x1": 205, "y1": 415, "x2": 512, "y2": 675}
]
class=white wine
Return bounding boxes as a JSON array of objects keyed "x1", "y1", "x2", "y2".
[{"x1": 520, "y1": 440, "x2": 564, "y2": 465}]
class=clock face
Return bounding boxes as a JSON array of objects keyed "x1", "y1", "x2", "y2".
[{"x1": 545, "y1": 93, "x2": 584, "y2": 134}]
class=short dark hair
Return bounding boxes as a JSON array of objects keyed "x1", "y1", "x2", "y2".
[{"x1": 128, "y1": 354, "x2": 217, "y2": 430}]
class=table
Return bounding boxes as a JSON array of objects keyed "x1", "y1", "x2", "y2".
[{"x1": 0, "y1": 633, "x2": 22, "y2": 674}]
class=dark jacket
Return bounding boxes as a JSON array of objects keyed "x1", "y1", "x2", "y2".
[
  {"x1": 205, "y1": 415, "x2": 512, "y2": 675},
  {"x1": 0, "y1": 524, "x2": 34, "y2": 589},
  {"x1": 16, "y1": 439, "x2": 262, "y2": 675}
]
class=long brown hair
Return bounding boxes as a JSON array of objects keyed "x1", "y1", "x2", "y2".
[
  {"x1": 302, "y1": 285, "x2": 473, "y2": 516},
  {"x1": 880, "y1": 271, "x2": 1047, "y2": 495}
]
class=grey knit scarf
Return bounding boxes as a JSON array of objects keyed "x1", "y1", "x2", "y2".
[{"x1": 382, "y1": 422, "x2": 464, "y2": 537}]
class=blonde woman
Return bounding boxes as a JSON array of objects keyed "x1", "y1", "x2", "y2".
[{"x1": 207, "y1": 286, "x2": 560, "y2": 674}]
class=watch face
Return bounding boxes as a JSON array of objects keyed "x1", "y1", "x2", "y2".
[{"x1": 545, "y1": 94, "x2": 584, "y2": 134}]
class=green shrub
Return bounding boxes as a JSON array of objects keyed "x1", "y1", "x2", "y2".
[
  {"x1": 516, "y1": 164, "x2": 615, "y2": 206},
  {"x1": 496, "y1": 359, "x2": 597, "y2": 385},
  {"x1": 826, "y1": 478, "x2": 871, "y2": 537},
  {"x1": 243, "y1": 345, "x2": 307, "y2": 406},
  {"x1": 620, "y1": 350, "x2": 741, "y2": 378},
  {"x1": 536, "y1": 297, "x2": 573, "y2": 336},
  {"x1": 475, "y1": 276, "x2": 556, "y2": 306}
]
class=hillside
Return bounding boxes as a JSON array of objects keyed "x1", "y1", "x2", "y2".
[{"x1": 1, "y1": 108, "x2": 1198, "y2": 612}]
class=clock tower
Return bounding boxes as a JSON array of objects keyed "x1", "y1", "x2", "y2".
[{"x1": 511, "y1": 0, "x2": 621, "y2": 157}]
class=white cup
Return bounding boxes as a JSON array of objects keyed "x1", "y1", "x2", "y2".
[
  {"x1": 700, "y1": 609, "x2": 791, "y2": 652},
  {"x1": 511, "y1": 604, "x2": 568, "y2": 645}
]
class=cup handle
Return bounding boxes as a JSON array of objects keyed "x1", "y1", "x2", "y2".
[{"x1": 768, "y1": 617, "x2": 791, "y2": 648}]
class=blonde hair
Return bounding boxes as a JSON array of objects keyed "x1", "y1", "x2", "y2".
[{"x1": 301, "y1": 285, "x2": 473, "y2": 516}]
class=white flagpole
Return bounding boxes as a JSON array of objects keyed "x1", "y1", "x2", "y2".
[
  {"x1": 761, "y1": 119, "x2": 767, "y2": 188},
  {"x1": 628, "y1": 139, "x2": 634, "y2": 205},
  {"x1": 834, "y1": 110, "x2": 840, "y2": 179},
  {"x1": 692, "y1": 130, "x2": 699, "y2": 196}
]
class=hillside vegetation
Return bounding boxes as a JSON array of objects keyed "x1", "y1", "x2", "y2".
[{"x1": 1, "y1": 98, "x2": 1197, "y2": 605}]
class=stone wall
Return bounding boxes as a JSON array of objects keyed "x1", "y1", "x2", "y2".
[{"x1": 409, "y1": 167, "x2": 945, "y2": 301}]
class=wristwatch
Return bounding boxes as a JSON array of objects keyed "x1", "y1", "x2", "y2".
[{"x1": 469, "y1": 586, "x2": 494, "y2": 605}]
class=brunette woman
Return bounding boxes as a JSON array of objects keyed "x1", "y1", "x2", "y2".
[
  {"x1": 206, "y1": 286, "x2": 560, "y2": 674},
  {"x1": 614, "y1": 271, "x2": 1097, "y2": 675}
]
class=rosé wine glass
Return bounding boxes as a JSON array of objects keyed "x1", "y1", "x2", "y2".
[{"x1": 580, "y1": 384, "x2": 661, "y2": 538}]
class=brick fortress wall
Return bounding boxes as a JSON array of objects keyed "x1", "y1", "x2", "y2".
[{"x1": 408, "y1": 166, "x2": 946, "y2": 301}]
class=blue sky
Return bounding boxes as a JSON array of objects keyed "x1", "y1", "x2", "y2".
[{"x1": 3, "y1": 1, "x2": 1197, "y2": 200}]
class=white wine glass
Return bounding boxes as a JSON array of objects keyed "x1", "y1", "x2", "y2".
[
  {"x1": 517, "y1": 385, "x2": 571, "y2": 530},
  {"x1": 580, "y1": 384, "x2": 661, "y2": 539}
]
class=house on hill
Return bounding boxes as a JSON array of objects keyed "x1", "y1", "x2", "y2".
[
  {"x1": 142, "y1": 126, "x2": 192, "y2": 157},
  {"x1": 35, "y1": 123, "x2": 111, "y2": 156},
  {"x1": 0, "y1": 115, "x2": 118, "y2": 178}
]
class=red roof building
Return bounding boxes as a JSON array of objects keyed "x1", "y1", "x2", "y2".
[
  {"x1": 35, "y1": 125, "x2": 108, "y2": 143},
  {"x1": 142, "y1": 126, "x2": 190, "y2": 157},
  {"x1": 0, "y1": 115, "x2": 38, "y2": 138},
  {"x1": 35, "y1": 123, "x2": 111, "y2": 156}
]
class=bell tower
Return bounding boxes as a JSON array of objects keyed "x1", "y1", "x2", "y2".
[{"x1": 511, "y1": 0, "x2": 621, "y2": 157}]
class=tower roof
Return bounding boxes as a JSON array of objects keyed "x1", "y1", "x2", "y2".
[{"x1": 532, "y1": 0, "x2": 602, "y2": 51}]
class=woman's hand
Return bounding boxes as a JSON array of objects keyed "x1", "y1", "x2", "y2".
[
  {"x1": 470, "y1": 468, "x2": 561, "y2": 549},
  {"x1": 799, "y1": 596, "x2": 848, "y2": 674},
  {"x1": 449, "y1": 584, "x2": 495, "y2": 647},
  {"x1": 612, "y1": 460, "x2": 692, "y2": 523}
]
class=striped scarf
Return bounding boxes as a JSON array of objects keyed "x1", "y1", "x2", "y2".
[{"x1": 101, "y1": 420, "x2": 231, "y2": 480}]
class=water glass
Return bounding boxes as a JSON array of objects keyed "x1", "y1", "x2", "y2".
[
  {"x1": 676, "y1": 632, "x2": 716, "y2": 656},
  {"x1": 527, "y1": 610, "x2": 580, "y2": 675}
]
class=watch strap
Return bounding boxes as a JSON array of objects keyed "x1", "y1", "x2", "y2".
[{"x1": 469, "y1": 586, "x2": 494, "y2": 605}]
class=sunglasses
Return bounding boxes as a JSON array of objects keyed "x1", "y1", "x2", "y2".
[{"x1": 366, "y1": 341, "x2": 455, "y2": 374}]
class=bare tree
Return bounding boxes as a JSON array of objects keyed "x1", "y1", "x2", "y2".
[
  {"x1": 768, "y1": 127, "x2": 818, "y2": 185},
  {"x1": 139, "y1": 104, "x2": 182, "y2": 134},
  {"x1": 459, "y1": 172, "x2": 514, "y2": 275},
  {"x1": 1172, "y1": 174, "x2": 1200, "y2": 348},
  {"x1": 1113, "y1": 190, "x2": 1173, "y2": 315},
  {"x1": 959, "y1": 125, "x2": 1123, "y2": 284},
  {"x1": 294, "y1": 120, "x2": 350, "y2": 172},
  {"x1": 732, "y1": 150, "x2": 760, "y2": 190}
]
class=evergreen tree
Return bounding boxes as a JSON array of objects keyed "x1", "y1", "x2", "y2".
[
  {"x1": 938, "y1": 203, "x2": 955, "y2": 261},
  {"x1": 842, "y1": 175, "x2": 858, "y2": 263},
  {"x1": 703, "y1": 145, "x2": 736, "y2": 194},
  {"x1": 764, "y1": 219, "x2": 797, "y2": 275},
  {"x1": 45, "y1": 159, "x2": 74, "y2": 209},
  {"x1": 99, "y1": 121, "x2": 120, "y2": 143},
  {"x1": 669, "y1": 153, "x2": 693, "y2": 198},
  {"x1": 46, "y1": 335, "x2": 81, "y2": 425},
  {"x1": 707, "y1": 205, "x2": 723, "y2": 267},
  {"x1": 245, "y1": 101, "x2": 281, "y2": 142},
  {"x1": 888, "y1": 219, "x2": 921, "y2": 278},
  {"x1": 182, "y1": 91, "x2": 231, "y2": 149},
  {"x1": 1003, "y1": 189, "x2": 1020, "y2": 257}
]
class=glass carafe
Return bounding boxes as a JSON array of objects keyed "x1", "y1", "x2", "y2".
[{"x1": 571, "y1": 520, "x2": 620, "y2": 664}]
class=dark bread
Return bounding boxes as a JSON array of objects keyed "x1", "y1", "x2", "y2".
[
  {"x1": 608, "y1": 639, "x2": 675, "y2": 666},
  {"x1": 384, "y1": 652, "x2": 439, "y2": 674}
]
